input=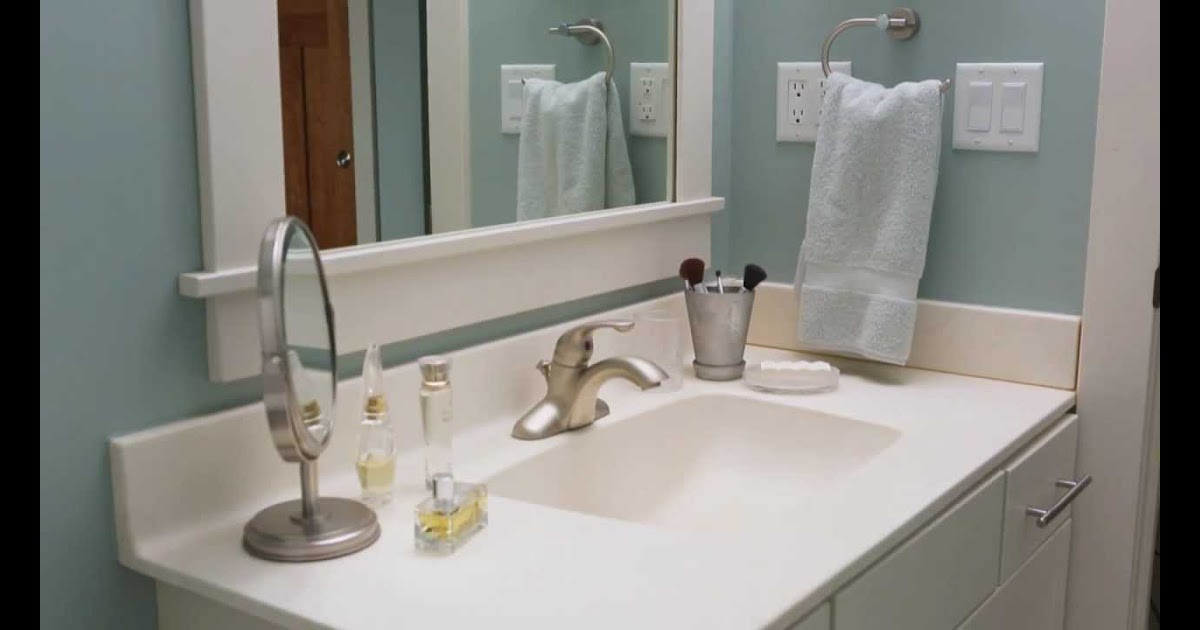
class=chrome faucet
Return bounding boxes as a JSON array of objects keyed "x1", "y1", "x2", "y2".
[{"x1": 511, "y1": 320, "x2": 668, "y2": 440}]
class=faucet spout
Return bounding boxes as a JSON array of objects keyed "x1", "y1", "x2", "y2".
[
  {"x1": 579, "y1": 356, "x2": 668, "y2": 392},
  {"x1": 511, "y1": 320, "x2": 670, "y2": 440}
]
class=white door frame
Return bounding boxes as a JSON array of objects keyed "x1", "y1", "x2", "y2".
[
  {"x1": 425, "y1": 0, "x2": 472, "y2": 233},
  {"x1": 348, "y1": 0, "x2": 379, "y2": 244},
  {"x1": 1067, "y1": 0, "x2": 1160, "y2": 627}
]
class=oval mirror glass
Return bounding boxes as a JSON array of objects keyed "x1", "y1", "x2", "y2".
[{"x1": 280, "y1": 226, "x2": 336, "y2": 452}]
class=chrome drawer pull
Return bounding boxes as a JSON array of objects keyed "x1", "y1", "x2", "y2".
[{"x1": 1025, "y1": 475, "x2": 1093, "y2": 528}]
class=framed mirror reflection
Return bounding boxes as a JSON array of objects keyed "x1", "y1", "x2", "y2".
[{"x1": 276, "y1": 0, "x2": 675, "y2": 250}]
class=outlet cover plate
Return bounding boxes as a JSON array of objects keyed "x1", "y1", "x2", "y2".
[
  {"x1": 501, "y1": 64, "x2": 555, "y2": 134},
  {"x1": 630, "y1": 62, "x2": 672, "y2": 138},
  {"x1": 776, "y1": 61, "x2": 850, "y2": 143}
]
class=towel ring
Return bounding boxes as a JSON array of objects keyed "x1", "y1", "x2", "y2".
[
  {"x1": 820, "y1": 8, "x2": 952, "y2": 93},
  {"x1": 549, "y1": 18, "x2": 614, "y2": 84}
]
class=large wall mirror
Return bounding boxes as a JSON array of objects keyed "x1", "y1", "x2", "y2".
[
  {"x1": 276, "y1": 0, "x2": 675, "y2": 251},
  {"x1": 182, "y1": 0, "x2": 716, "y2": 382}
]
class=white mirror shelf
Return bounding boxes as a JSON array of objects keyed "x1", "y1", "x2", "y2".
[{"x1": 181, "y1": 0, "x2": 719, "y2": 382}]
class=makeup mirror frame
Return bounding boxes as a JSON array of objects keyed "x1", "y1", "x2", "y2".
[
  {"x1": 258, "y1": 216, "x2": 337, "y2": 463},
  {"x1": 181, "y1": 0, "x2": 720, "y2": 382},
  {"x1": 245, "y1": 215, "x2": 380, "y2": 562}
]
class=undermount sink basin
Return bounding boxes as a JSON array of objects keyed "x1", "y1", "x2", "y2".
[{"x1": 488, "y1": 395, "x2": 900, "y2": 535}]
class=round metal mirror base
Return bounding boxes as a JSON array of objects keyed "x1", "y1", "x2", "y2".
[{"x1": 243, "y1": 497, "x2": 380, "y2": 562}]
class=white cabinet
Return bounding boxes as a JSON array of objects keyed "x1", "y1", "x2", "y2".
[
  {"x1": 999, "y1": 414, "x2": 1080, "y2": 581},
  {"x1": 833, "y1": 472, "x2": 1005, "y2": 630},
  {"x1": 824, "y1": 413, "x2": 1084, "y2": 630},
  {"x1": 959, "y1": 519, "x2": 1073, "y2": 630}
]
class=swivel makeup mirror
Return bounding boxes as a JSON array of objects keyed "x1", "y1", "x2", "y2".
[{"x1": 243, "y1": 216, "x2": 380, "y2": 562}]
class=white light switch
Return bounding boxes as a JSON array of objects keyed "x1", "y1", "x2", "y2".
[
  {"x1": 1000, "y1": 82, "x2": 1026, "y2": 133},
  {"x1": 630, "y1": 62, "x2": 671, "y2": 137},
  {"x1": 966, "y1": 81, "x2": 993, "y2": 131},
  {"x1": 953, "y1": 62, "x2": 1043, "y2": 152},
  {"x1": 501, "y1": 64, "x2": 555, "y2": 134},
  {"x1": 776, "y1": 61, "x2": 851, "y2": 142}
]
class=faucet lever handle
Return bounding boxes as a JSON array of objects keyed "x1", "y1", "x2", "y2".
[
  {"x1": 552, "y1": 319, "x2": 635, "y2": 367},
  {"x1": 535, "y1": 359, "x2": 552, "y2": 384}
]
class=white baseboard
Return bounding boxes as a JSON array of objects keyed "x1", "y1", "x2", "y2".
[{"x1": 746, "y1": 282, "x2": 1080, "y2": 390}]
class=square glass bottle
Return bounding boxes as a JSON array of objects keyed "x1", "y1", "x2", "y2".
[{"x1": 414, "y1": 473, "x2": 488, "y2": 554}]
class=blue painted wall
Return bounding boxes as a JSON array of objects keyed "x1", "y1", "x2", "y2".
[
  {"x1": 372, "y1": 0, "x2": 428, "y2": 240},
  {"x1": 468, "y1": 0, "x2": 671, "y2": 228},
  {"x1": 39, "y1": 0, "x2": 673, "y2": 626},
  {"x1": 719, "y1": 0, "x2": 1103, "y2": 314}
]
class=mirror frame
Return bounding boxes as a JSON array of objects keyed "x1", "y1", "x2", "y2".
[
  {"x1": 182, "y1": 0, "x2": 720, "y2": 382},
  {"x1": 258, "y1": 217, "x2": 337, "y2": 462}
]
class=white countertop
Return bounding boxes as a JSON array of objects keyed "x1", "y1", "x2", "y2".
[{"x1": 112, "y1": 342, "x2": 1074, "y2": 630}]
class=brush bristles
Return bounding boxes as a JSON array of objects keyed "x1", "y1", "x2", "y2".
[
  {"x1": 679, "y1": 257, "x2": 706, "y2": 287},
  {"x1": 743, "y1": 264, "x2": 767, "y2": 291}
]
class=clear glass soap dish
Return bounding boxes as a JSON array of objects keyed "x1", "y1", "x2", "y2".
[{"x1": 742, "y1": 361, "x2": 840, "y2": 394}]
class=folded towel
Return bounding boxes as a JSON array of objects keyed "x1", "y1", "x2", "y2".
[
  {"x1": 793, "y1": 73, "x2": 944, "y2": 365},
  {"x1": 516, "y1": 71, "x2": 635, "y2": 221}
]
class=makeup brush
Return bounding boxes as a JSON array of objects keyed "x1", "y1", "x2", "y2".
[
  {"x1": 714, "y1": 270, "x2": 725, "y2": 294},
  {"x1": 741, "y1": 264, "x2": 768, "y2": 292},
  {"x1": 679, "y1": 257, "x2": 707, "y2": 293}
]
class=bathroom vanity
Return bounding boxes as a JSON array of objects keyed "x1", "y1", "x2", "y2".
[
  {"x1": 110, "y1": 293, "x2": 1080, "y2": 630},
  {"x1": 129, "y1": 0, "x2": 1102, "y2": 627}
]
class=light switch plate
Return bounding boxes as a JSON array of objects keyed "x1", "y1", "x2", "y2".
[
  {"x1": 630, "y1": 62, "x2": 671, "y2": 138},
  {"x1": 501, "y1": 64, "x2": 555, "y2": 134},
  {"x1": 952, "y1": 63, "x2": 1044, "y2": 152}
]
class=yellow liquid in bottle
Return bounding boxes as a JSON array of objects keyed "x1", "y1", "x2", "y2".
[
  {"x1": 417, "y1": 486, "x2": 488, "y2": 540},
  {"x1": 356, "y1": 452, "x2": 396, "y2": 497}
]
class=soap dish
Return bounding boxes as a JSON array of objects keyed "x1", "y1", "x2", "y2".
[{"x1": 742, "y1": 362, "x2": 839, "y2": 394}]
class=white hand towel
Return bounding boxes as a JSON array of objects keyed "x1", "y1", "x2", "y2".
[
  {"x1": 793, "y1": 73, "x2": 944, "y2": 365},
  {"x1": 516, "y1": 71, "x2": 635, "y2": 221}
]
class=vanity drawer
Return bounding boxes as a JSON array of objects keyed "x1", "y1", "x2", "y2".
[
  {"x1": 833, "y1": 471, "x2": 1005, "y2": 630},
  {"x1": 958, "y1": 519, "x2": 1072, "y2": 630},
  {"x1": 999, "y1": 414, "x2": 1082, "y2": 582}
]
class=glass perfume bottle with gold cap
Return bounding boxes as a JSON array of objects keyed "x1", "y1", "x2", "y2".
[
  {"x1": 413, "y1": 356, "x2": 487, "y2": 553},
  {"x1": 355, "y1": 344, "x2": 396, "y2": 506},
  {"x1": 418, "y1": 355, "x2": 454, "y2": 488}
]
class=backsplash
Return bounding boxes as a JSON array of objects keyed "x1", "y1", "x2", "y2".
[{"x1": 711, "y1": 0, "x2": 1104, "y2": 314}]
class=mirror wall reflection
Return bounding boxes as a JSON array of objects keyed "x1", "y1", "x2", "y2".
[{"x1": 276, "y1": 0, "x2": 675, "y2": 250}]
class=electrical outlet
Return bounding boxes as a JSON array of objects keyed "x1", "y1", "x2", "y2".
[
  {"x1": 776, "y1": 61, "x2": 850, "y2": 142},
  {"x1": 631, "y1": 62, "x2": 671, "y2": 137}
]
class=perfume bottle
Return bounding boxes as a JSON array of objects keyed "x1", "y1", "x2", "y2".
[
  {"x1": 414, "y1": 472, "x2": 488, "y2": 554},
  {"x1": 418, "y1": 356, "x2": 454, "y2": 489},
  {"x1": 355, "y1": 344, "x2": 396, "y2": 506}
]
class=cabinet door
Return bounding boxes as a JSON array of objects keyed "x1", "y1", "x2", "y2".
[
  {"x1": 1000, "y1": 414, "x2": 1079, "y2": 581},
  {"x1": 833, "y1": 472, "x2": 1005, "y2": 630},
  {"x1": 959, "y1": 519, "x2": 1072, "y2": 630}
]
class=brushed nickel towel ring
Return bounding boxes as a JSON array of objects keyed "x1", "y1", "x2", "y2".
[
  {"x1": 820, "y1": 8, "x2": 952, "y2": 93},
  {"x1": 549, "y1": 18, "x2": 614, "y2": 84}
]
